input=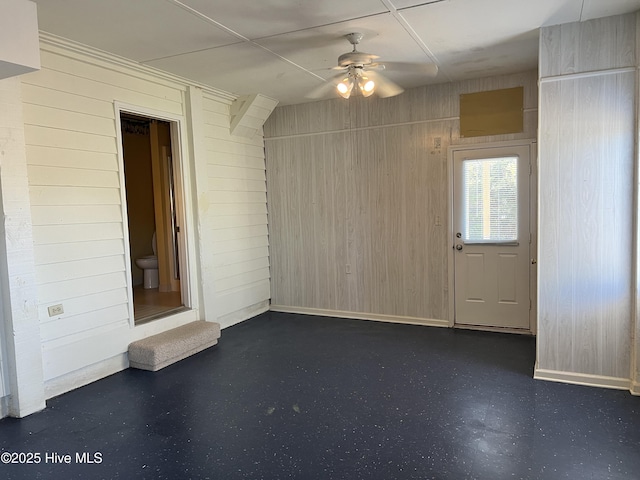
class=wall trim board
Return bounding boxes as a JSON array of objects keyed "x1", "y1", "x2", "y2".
[
  {"x1": 0, "y1": 75, "x2": 46, "y2": 417},
  {"x1": 264, "y1": 114, "x2": 538, "y2": 142},
  {"x1": 265, "y1": 110, "x2": 538, "y2": 141},
  {"x1": 185, "y1": 86, "x2": 214, "y2": 322},
  {"x1": 633, "y1": 52, "x2": 640, "y2": 402},
  {"x1": 38, "y1": 32, "x2": 236, "y2": 104},
  {"x1": 0, "y1": 396, "x2": 7, "y2": 419},
  {"x1": 44, "y1": 353, "x2": 128, "y2": 400},
  {"x1": 534, "y1": 368, "x2": 631, "y2": 392},
  {"x1": 539, "y1": 66, "x2": 636, "y2": 84},
  {"x1": 114, "y1": 101, "x2": 200, "y2": 328},
  {"x1": 269, "y1": 305, "x2": 449, "y2": 328},
  {"x1": 219, "y1": 300, "x2": 270, "y2": 329},
  {"x1": 265, "y1": 116, "x2": 458, "y2": 140},
  {"x1": 130, "y1": 309, "x2": 198, "y2": 341},
  {"x1": 453, "y1": 324, "x2": 534, "y2": 336}
]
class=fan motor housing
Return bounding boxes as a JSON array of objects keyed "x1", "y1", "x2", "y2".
[{"x1": 338, "y1": 51, "x2": 375, "y2": 67}]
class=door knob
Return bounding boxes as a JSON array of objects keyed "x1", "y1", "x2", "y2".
[{"x1": 456, "y1": 244, "x2": 463, "y2": 251}]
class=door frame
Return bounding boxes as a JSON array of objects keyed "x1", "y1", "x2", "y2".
[
  {"x1": 447, "y1": 139, "x2": 538, "y2": 334},
  {"x1": 114, "y1": 102, "x2": 199, "y2": 328}
]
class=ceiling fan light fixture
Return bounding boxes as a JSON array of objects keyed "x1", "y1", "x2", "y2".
[
  {"x1": 359, "y1": 78, "x2": 375, "y2": 97},
  {"x1": 337, "y1": 78, "x2": 354, "y2": 98},
  {"x1": 307, "y1": 32, "x2": 420, "y2": 101}
]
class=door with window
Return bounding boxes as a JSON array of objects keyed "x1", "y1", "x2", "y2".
[{"x1": 452, "y1": 144, "x2": 532, "y2": 330}]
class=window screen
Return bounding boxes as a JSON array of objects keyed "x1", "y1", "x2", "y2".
[{"x1": 463, "y1": 156, "x2": 518, "y2": 242}]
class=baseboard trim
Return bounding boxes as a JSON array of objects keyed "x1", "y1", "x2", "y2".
[
  {"x1": 454, "y1": 323, "x2": 534, "y2": 335},
  {"x1": 631, "y1": 381, "x2": 640, "y2": 396},
  {"x1": 0, "y1": 396, "x2": 8, "y2": 419},
  {"x1": 44, "y1": 354, "x2": 128, "y2": 400},
  {"x1": 534, "y1": 368, "x2": 631, "y2": 391},
  {"x1": 269, "y1": 305, "x2": 449, "y2": 328},
  {"x1": 220, "y1": 300, "x2": 270, "y2": 329}
]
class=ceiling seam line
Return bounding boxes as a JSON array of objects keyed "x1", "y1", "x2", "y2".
[
  {"x1": 247, "y1": 10, "x2": 401, "y2": 84},
  {"x1": 396, "y1": 0, "x2": 449, "y2": 12},
  {"x1": 250, "y1": 12, "x2": 393, "y2": 42},
  {"x1": 379, "y1": 0, "x2": 451, "y2": 82},
  {"x1": 167, "y1": 0, "x2": 251, "y2": 42},
  {"x1": 167, "y1": 0, "x2": 325, "y2": 81},
  {"x1": 141, "y1": 42, "x2": 246, "y2": 63}
]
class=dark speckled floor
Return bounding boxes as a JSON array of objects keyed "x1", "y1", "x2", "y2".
[{"x1": 1, "y1": 312, "x2": 639, "y2": 479}]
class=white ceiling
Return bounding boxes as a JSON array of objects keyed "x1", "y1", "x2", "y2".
[{"x1": 33, "y1": 0, "x2": 640, "y2": 105}]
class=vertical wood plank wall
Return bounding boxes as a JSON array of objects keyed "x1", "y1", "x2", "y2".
[
  {"x1": 537, "y1": 13, "x2": 637, "y2": 386},
  {"x1": 636, "y1": 12, "x2": 640, "y2": 396},
  {"x1": 16, "y1": 37, "x2": 270, "y2": 394},
  {"x1": 264, "y1": 71, "x2": 538, "y2": 324}
]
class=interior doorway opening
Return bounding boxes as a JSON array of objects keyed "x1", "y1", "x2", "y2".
[
  {"x1": 449, "y1": 141, "x2": 537, "y2": 334},
  {"x1": 120, "y1": 113, "x2": 186, "y2": 324}
]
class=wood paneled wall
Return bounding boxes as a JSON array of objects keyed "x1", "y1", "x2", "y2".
[
  {"x1": 631, "y1": 13, "x2": 640, "y2": 395},
  {"x1": 537, "y1": 13, "x2": 637, "y2": 386},
  {"x1": 265, "y1": 71, "x2": 537, "y2": 324}
]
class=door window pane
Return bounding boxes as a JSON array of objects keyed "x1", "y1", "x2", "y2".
[{"x1": 463, "y1": 156, "x2": 518, "y2": 242}]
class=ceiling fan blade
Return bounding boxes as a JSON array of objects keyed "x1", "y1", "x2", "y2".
[
  {"x1": 367, "y1": 63, "x2": 387, "y2": 71},
  {"x1": 364, "y1": 70, "x2": 404, "y2": 98},
  {"x1": 379, "y1": 62, "x2": 439, "y2": 77},
  {"x1": 305, "y1": 73, "x2": 345, "y2": 99}
]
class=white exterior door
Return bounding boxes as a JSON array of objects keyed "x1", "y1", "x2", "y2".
[{"x1": 452, "y1": 144, "x2": 532, "y2": 330}]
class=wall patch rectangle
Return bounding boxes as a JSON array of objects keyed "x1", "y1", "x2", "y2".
[{"x1": 460, "y1": 86, "x2": 524, "y2": 137}]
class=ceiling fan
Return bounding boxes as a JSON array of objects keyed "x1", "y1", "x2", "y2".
[{"x1": 307, "y1": 32, "x2": 438, "y2": 100}]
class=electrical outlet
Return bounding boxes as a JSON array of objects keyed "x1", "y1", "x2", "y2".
[{"x1": 48, "y1": 304, "x2": 64, "y2": 316}]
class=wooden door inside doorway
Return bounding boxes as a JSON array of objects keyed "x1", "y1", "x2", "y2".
[{"x1": 452, "y1": 143, "x2": 533, "y2": 331}]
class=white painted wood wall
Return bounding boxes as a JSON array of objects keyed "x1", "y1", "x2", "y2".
[
  {"x1": 6, "y1": 34, "x2": 271, "y2": 401},
  {"x1": 264, "y1": 71, "x2": 537, "y2": 325},
  {"x1": 537, "y1": 13, "x2": 637, "y2": 391},
  {"x1": 0, "y1": 75, "x2": 45, "y2": 417},
  {"x1": 0, "y1": 290, "x2": 6, "y2": 411},
  {"x1": 201, "y1": 94, "x2": 271, "y2": 326}
]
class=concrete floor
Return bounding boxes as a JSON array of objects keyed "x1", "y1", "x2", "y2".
[{"x1": 0, "y1": 311, "x2": 639, "y2": 479}]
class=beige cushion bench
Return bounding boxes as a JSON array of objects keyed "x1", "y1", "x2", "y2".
[{"x1": 128, "y1": 320, "x2": 221, "y2": 371}]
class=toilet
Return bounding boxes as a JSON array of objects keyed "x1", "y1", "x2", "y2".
[{"x1": 135, "y1": 233, "x2": 159, "y2": 289}]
